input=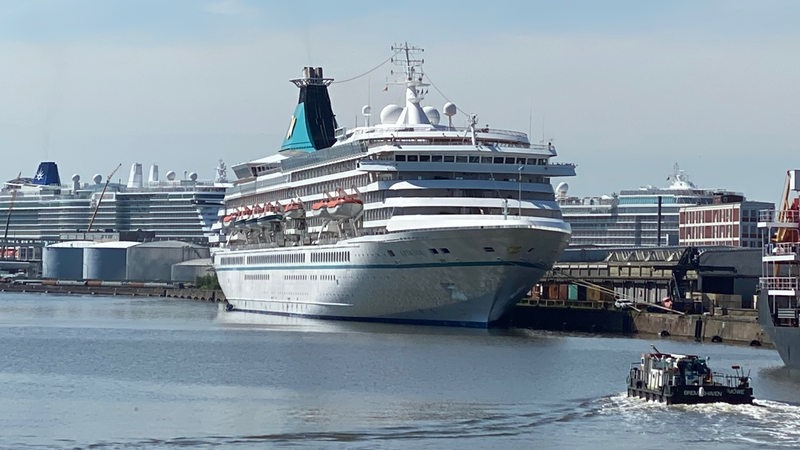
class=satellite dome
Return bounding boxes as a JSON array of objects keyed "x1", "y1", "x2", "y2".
[
  {"x1": 71, "y1": 174, "x2": 80, "y2": 182},
  {"x1": 423, "y1": 106, "x2": 440, "y2": 125},
  {"x1": 555, "y1": 182, "x2": 569, "y2": 196},
  {"x1": 92, "y1": 174, "x2": 103, "y2": 184},
  {"x1": 166, "y1": 170, "x2": 176, "y2": 181},
  {"x1": 380, "y1": 104, "x2": 403, "y2": 124},
  {"x1": 443, "y1": 102, "x2": 457, "y2": 117},
  {"x1": 189, "y1": 172, "x2": 198, "y2": 181},
  {"x1": 361, "y1": 105, "x2": 371, "y2": 116}
]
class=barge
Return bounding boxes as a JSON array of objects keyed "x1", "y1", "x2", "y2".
[{"x1": 626, "y1": 347, "x2": 753, "y2": 405}]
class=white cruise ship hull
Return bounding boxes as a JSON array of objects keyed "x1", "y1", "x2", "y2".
[{"x1": 214, "y1": 220, "x2": 569, "y2": 327}]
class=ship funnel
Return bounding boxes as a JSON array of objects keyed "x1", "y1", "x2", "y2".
[
  {"x1": 280, "y1": 66, "x2": 338, "y2": 153},
  {"x1": 148, "y1": 164, "x2": 159, "y2": 183},
  {"x1": 127, "y1": 163, "x2": 143, "y2": 188},
  {"x1": 31, "y1": 162, "x2": 62, "y2": 186}
]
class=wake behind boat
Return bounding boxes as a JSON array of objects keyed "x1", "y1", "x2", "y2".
[{"x1": 212, "y1": 44, "x2": 575, "y2": 327}]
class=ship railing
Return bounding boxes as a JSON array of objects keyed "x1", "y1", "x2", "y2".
[
  {"x1": 760, "y1": 209, "x2": 799, "y2": 223},
  {"x1": 713, "y1": 372, "x2": 750, "y2": 389},
  {"x1": 759, "y1": 276, "x2": 799, "y2": 291},
  {"x1": 765, "y1": 242, "x2": 800, "y2": 257}
]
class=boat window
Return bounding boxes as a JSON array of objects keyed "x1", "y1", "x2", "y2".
[
  {"x1": 504, "y1": 157, "x2": 516, "y2": 164},
  {"x1": 387, "y1": 250, "x2": 395, "y2": 257},
  {"x1": 444, "y1": 155, "x2": 455, "y2": 162},
  {"x1": 456, "y1": 156, "x2": 468, "y2": 163},
  {"x1": 526, "y1": 158, "x2": 537, "y2": 165},
  {"x1": 468, "y1": 156, "x2": 480, "y2": 163},
  {"x1": 481, "y1": 156, "x2": 493, "y2": 164},
  {"x1": 483, "y1": 247, "x2": 495, "y2": 252},
  {"x1": 407, "y1": 155, "x2": 418, "y2": 162},
  {"x1": 395, "y1": 155, "x2": 406, "y2": 162},
  {"x1": 440, "y1": 248, "x2": 450, "y2": 254},
  {"x1": 419, "y1": 155, "x2": 431, "y2": 162},
  {"x1": 431, "y1": 155, "x2": 443, "y2": 162},
  {"x1": 429, "y1": 248, "x2": 439, "y2": 254},
  {"x1": 538, "y1": 158, "x2": 547, "y2": 165},
  {"x1": 516, "y1": 158, "x2": 526, "y2": 165},
  {"x1": 493, "y1": 157, "x2": 504, "y2": 164}
]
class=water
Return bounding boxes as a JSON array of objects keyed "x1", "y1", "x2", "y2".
[{"x1": 1, "y1": 293, "x2": 800, "y2": 449}]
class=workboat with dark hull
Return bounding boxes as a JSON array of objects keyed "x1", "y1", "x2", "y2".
[{"x1": 627, "y1": 348, "x2": 753, "y2": 405}]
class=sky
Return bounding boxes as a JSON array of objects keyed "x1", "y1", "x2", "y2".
[{"x1": 0, "y1": 0, "x2": 798, "y2": 203}]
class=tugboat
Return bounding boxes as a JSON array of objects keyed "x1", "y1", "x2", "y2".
[{"x1": 627, "y1": 346, "x2": 753, "y2": 405}]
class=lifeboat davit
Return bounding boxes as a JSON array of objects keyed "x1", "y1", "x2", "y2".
[
  {"x1": 258, "y1": 203, "x2": 284, "y2": 223},
  {"x1": 313, "y1": 189, "x2": 363, "y2": 220},
  {"x1": 283, "y1": 199, "x2": 306, "y2": 219},
  {"x1": 326, "y1": 197, "x2": 363, "y2": 220}
]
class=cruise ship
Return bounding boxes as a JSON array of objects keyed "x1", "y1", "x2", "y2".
[
  {"x1": 212, "y1": 44, "x2": 575, "y2": 327},
  {"x1": 758, "y1": 169, "x2": 800, "y2": 368},
  {"x1": 0, "y1": 161, "x2": 227, "y2": 248},
  {"x1": 557, "y1": 165, "x2": 745, "y2": 247}
]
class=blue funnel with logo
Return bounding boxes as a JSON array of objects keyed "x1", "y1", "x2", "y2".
[{"x1": 31, "y1": 162, "x2": 62, "y2": 186}]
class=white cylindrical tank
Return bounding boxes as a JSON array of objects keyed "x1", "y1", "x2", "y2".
[
  {"x1": 42, "y1": 241, "x2": 94, "y2": 280},
  {"x1": 83, "y1": 241, "x2": 140, "y2": 281}
]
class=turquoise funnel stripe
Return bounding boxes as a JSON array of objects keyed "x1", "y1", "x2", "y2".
[{"x1": 280, "y1": 103, "x2": 316, "y2": 152}]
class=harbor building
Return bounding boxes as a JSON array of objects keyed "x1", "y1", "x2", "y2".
[{"x1": 679, "y1": 197, "x2": 773, "y2": 248}]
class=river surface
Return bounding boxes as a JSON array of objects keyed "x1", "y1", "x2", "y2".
[{"x1": 1, "y1": 292, "x2": 799, "y2": 449}]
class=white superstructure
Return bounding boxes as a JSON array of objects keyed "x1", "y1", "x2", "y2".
[{"x1": 213, "y1": 44, "x2": 575, "y2": 327}]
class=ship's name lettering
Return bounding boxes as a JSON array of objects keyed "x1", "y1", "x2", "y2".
[
  {"x1": 682, "y1": 390, "x2": 722, "y2": 396},
  {"x1": 727, "y1": 389, "x2": 746, "y2": 395}
]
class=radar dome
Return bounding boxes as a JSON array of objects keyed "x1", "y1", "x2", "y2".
[
  {"x1": 166, "y1": 170, "x2": 176, "y2": 181},
  {"x1": 443, "y1": 102, "x2": 457, "y2": 117},
  {"x1": 380, "y1": 104, "x2": 403, "y2": 125},
  {"x1": 92, "y1": 174, "x2": 103, "y2": 184},
  {"x1": 555, "y1": 182, "x2": 569, "y2": 197},
  {"x1": 423, "y1": 106, "x2": 440, "y2": 125},
  {"x1": 189, "y1": 172, "x2": 198, "y2": 181},
  {"x1": 71, "y1": 174, "x2": 80, "y2": 182},
  {"x1": 361, "y1": 105, "x2": 371, "y2": 116}
]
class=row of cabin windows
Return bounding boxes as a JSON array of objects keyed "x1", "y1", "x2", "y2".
[
  {"x1": 310, "y1": 251, "x2": 351, "y2": 263},
  {"x1": 244, "y1": 273, "x2": 271, "y2": 280},
  {"x1": 248, "y1": 253, "x2": 305, "y2": 265},
  {"x1": 395, "y1": 155, "x2": 548, "y2": 165}
]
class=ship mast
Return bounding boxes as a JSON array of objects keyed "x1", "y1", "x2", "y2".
[
  {"x1": 86, "y1": 163, "x2": 122, "y2": 233},
  {"x1": 389, "y1": 43, "x2": 430, "y2": 125}
]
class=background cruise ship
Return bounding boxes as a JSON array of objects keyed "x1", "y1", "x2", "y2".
[
  {"x1": 556, "y1": 164, "x2": 763, "y2": 247},
  {"x1": 0, "y1": 161, "x2": 228, "y2": 251}
]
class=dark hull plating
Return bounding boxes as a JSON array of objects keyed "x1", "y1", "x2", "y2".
[{"x1": 627, "y1": 384, "x2": 753, "y2": 405}]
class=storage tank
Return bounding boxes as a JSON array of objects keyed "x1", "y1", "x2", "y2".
[
  {"x1": 42, "y1": 241, "x2": 94, "y2": 280},
  {"x1": 83, "y1": 241, "x2": 140, "y2": 281},
  {"x1": 127, "y1": 241, "x2": 210, "y2": 282},
  {"x1": 171, "y1": 258, "x2": 215, "y2": 283}
]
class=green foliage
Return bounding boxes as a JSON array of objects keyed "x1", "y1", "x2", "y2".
[{"x1": 195, "y1": 273, "x2": 221, "y2": 290}]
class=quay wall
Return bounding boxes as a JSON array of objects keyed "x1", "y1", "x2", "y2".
[
  {"x1": 631, "y1": 309, "x2": 770, "y2": 346},
  {"x1": 0, "y1": 282, "x2": 225, "y2": 303}
]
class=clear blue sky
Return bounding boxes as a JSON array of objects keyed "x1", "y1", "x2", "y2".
[{"x1": 1, "y1": 0, "x2": 798, "y2": 202}]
